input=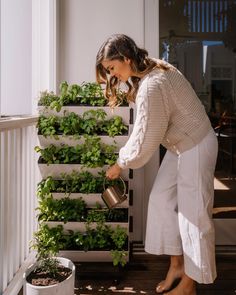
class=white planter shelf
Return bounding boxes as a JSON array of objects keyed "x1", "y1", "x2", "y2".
[
  {"x1": 38, "y1": 163, "x2": 130, "y2": 179},
  {"x1": 58, "y1": 250, "x2": 129, "y2": 263},
  {"x1": 52, "y1": 193, "x2": 129, "y2": 208},
  {"x1": 44, "y1": 221, "x2": 129, "y2": 233},
  {"x1": 38, "y1": 105, "x2": 131, "y2": 125},
  {"x1": 37, "y1": 102, "x2": 132, "y2": 265},
  {"x1": 38, "y1": 134, "x2": 129, "y2": 150}
]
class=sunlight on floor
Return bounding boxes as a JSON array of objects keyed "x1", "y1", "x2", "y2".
[
  {"x1": 76, "y1": 285, "x2": 148, "y2": 294},
  {"x1": 214, "y1": 177, "x2": 230, "y2": 190},
  {"x1": 108, "y1": 286, "x2": 137, "y2": 293}
]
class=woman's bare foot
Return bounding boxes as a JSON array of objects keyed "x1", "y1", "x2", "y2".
[
  {"x1": 156, "y1": 255, "x2": 184, "y2": 293},
  {"x1": 165, "y1": 273, "x2": 196, "y2": 295}
]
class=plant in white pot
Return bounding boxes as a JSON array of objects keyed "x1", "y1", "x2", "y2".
[{"x1": 23, "y1": 224, "x2": 75, "y2": 295}]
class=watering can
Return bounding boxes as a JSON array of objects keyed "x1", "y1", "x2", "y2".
[{"x1": 101, "y1": 177, "x2": 127, "y2": 209}]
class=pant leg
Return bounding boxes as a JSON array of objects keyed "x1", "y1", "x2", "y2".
[
  {"x1": 145, "y1": 150, "x2": 183, "y2": 255},
  {"x1": 177, "y1": 129, "x2": 218, "y2": 284}
]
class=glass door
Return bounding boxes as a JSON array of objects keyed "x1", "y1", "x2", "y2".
[{"x1": 160, "y1": 0, "x2": 236, "y2": 245}]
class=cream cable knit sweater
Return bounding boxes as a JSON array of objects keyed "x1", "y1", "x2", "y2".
[{"x1": 117, "y1": 65, "x2": 212, "y2": 170}]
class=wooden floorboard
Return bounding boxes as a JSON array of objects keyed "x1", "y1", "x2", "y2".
[{"x1": 74, "y1": 254, "x2": 236, "y2": 295}]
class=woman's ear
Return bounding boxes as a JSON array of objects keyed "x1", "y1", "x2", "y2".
[{"x1": 124, "y1": 57, "x2": 131, "y2": 64}]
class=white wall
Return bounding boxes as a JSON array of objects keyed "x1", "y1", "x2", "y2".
[
  {"x1": 0, "y1": 0, "x2": 32, "y2": 116},
  {"x1": 58, "y1": 0, "x2": 145, "y2": 87},
  {"x1": 32, "y1": 0, "x2": 57, "y2": 114},
  {"x1": 57, "y1": 0, "x2": 160, "y2": 242}
]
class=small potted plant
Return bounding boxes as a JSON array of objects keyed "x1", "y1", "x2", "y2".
[{"x1": 23, "y1": 225, "x2": 75, "y2": 295}]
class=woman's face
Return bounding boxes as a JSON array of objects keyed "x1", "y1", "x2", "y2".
[{"x1": 101, "y1": 58, "x2": 133, "y2": 82}]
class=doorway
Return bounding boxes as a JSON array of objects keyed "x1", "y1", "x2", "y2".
[{"x1": 159, "y1": 0, "x2": 236, "y2": 246}]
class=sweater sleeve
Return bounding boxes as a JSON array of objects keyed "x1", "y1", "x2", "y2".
[{"x1": 117, "y1": 73, "x2": 170, "y2": 170}]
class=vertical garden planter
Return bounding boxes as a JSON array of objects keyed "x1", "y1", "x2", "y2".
[{"x1": 35, "y1": 82, "x2": 133, "y2": 266}]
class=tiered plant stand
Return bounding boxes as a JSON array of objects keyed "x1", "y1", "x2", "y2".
[{"x1": 36, "y1": 96, "x2": 133, "y2": 265}]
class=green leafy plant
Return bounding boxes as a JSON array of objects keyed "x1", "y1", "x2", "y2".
[
  {"x1": 35, "y1": 145, "x2": 60, "y2": 164},
  {"x1": 38, "y1": 81, "x2": 129, "y2": 110},
  {"x1": 37, "y1": 115, "x2": 59, "y2": 138},
  {"x1": 79, "y1": 82, "x2": 107, "y2": 106},
  {"x1": 80, "y1": 136, "x2": 117, "y2": 167},
  {"x1": 32, "y1": 223, "x2": 128, "y2": 266},
  {"x1": 110, "y1": 250, "x2": 127, "y2": 267},
  {"x1": 59, "y1": 111, "x2": 81, "y2": 135},
  {"x1": 110, "y1": 225, "x2": 128, "y2": 266},
  {"x1": 30, "y1": 224, "x2": 65, "y2": 276},
  {"x1": 38, "y1": 90, "x2": 60, "y2": 107},
  {"x1": 37, "y1": 170, "x2": 124, "y2": 199},
  {"x1": 35, "y1": 137, "x2": 117, "y2": 166},
  {"x1": 37, "y1": 196, "x2": 87, "y2": 223},
  {"x1": 37, "y1": 171, "x2": 102, "y2": 197},
  {"x1": 37, "y1": 109, "x2": 127, "y2": 139},
  {"x1": 101, "y1": 116, "x2": 128, "y2": 137},
  {"x1": 86, "y1": 204, "x2": 107, "y2": 224},
  {"x1": 111, "y1": 225, "x2": 128, "y2": 249},
  {"x1": 46, "y1": 82, "x2": 82, "y2": 112},
  {"x1": 80, "y1": 109, "x2": 106, "y2": 134}
]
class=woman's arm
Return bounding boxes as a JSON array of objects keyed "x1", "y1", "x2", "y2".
[{"x1": 117, "y1": 73, "x2": 170, "y2": 170}]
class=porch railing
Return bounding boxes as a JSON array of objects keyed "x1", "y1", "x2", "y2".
[{"x1": 0, "y1": 116, "x2": 39, "y2": 295}]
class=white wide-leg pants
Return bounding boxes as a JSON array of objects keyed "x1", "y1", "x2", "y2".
[{"x1": 145, "y1": 129, "x2": 218, "y2": 284}]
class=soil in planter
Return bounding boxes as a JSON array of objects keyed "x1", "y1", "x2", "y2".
[{"x1": 26, "y1": 266, "x2": 72, "y2": 286}]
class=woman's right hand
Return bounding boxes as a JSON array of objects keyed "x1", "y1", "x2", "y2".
[{"x1": 106, "y1": 163, "x2": 122, "y2": 179}]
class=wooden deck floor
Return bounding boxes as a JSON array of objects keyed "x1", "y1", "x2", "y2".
[{"x1": 74, "y1": 252, "x2": 236, "y2": 295}]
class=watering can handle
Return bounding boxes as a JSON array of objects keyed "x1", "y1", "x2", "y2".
[{"x1": 103, "y1": 176, "x2": 126, "y2": 197}]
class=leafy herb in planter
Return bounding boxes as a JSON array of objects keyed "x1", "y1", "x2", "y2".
[
  {"x1": 35, "y1": 136, "x2": 117, "y2": 166},
  {"x1": 101, "y1": 116, "x2": 128, "y2": 137},
  {"x1": 86, "y1": 206, "x2": 107, "y2": 224},
  {"x1": 38, "y1": 90, "x2": 60, "y2": 107},
  {"x1": 110, "y1": 225, "x2": 128, "y2": 266},
  {"x1": 35, "y1": 144, "x2": 82, "y2": 164},
  {"x1": 87, "y1": 223, "x2": 112, "y2": 250},
  {"x1": 59, "y1": 111, "x2": 81, "y2": 135},
  {"x1": 37, "y1": 176, "x2": 55, "y2": 199},
  {"x1": 37, "y1": 115, "x2": 59, "y2": 138},
  {"x1": 60, "y1": 82, "x2": 81, "y2": 105},
  {"x1": 36, "y1": 172, "x2": 99, "y2": 197},
  {"x1": 38, "y1": 81, "x2": 129, "y2": 110},
  {"x1": 37, "y1": 196, "x2": 87, "y2": 223},
  {"x1": 79, "y1": 82, "x2": 107, "y2": 106},
  {"x1": 111, "y1": 225, "x2": 128, "y2": 249},
  {"x1": 110, "y1": 250, "x2": 127, "y2": 267},
  {"x1": 80, "y1": 109, "x2": 106, "y2": 134},
  {"x1": 50, "y1": 82, "x2": 82, "y2": 112},
  {"x1": 37, "y1": 170, "x2": 125, "y2": 198},
  {"x1": 27, "y1": 225, "x2": 71, "y2": 285},
  {"x1": 34, "y1": 223, "x2": 128, "y2": 266},
  {"x1": 35, "y1": 145, "x2": 61, "y2": 164},
  {"x1": 38, "y1": 111, "x2": 128, "y2": 138}
]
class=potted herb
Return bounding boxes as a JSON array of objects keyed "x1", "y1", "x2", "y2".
[{"x1": 23, "y1": 225, "x2": 75, "y2": 294}]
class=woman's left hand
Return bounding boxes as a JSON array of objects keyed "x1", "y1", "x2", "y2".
[{"x1": 106, "y1": 163, "x2": 122, "y2": 179}]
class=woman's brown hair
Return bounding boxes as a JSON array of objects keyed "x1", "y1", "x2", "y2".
[{"x1": 96, "y1": 34, "x2": 170, "y2": 107}]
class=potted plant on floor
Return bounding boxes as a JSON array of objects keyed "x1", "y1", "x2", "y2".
[{"x1": 23, "y1": 225, "x2": 75, "y2": 295}]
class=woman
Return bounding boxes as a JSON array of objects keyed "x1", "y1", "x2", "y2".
[{"x1": 96, "y1": 34, "x2": 218, "y2": 295}]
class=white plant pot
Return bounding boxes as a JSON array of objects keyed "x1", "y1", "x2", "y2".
[{"x1": 23, "y1": 257, "x2": 75, "y2": 295}]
